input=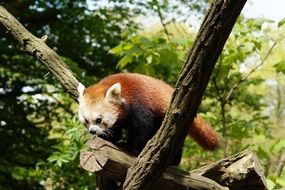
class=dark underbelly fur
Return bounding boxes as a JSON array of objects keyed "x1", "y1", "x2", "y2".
[
  {"x1": 97, "y1": 105, "x2": 183, "y2": 190},
  {"x1": 101, "y1": 104, "x2": 183, "y2": 166}
]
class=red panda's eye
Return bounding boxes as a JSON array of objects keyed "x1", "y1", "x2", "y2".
[
  {"x1": 84, "y1": 118, "x2": 89, "y2": 124},
  {"x1": 95, "y1": 117, "x2": 102, "y2": 124}
]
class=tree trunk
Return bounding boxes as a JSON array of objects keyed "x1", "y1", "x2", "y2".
[
  {"x1": 123, "y1": 0, "x2": 247, "y2": 189},
  {"x1": 1, "y1": 3, "x2": 261, "y2": 190},
  {"x1": 80, "y1": 138, "x2": 267, "y2": 190}
]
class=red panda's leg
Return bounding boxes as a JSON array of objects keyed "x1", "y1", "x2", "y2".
[
  {"x1": 126, "y1": 122, "x2": 157, "y2": 156},
  {"x1": 129, "y1": 134, "x2": 151, "y2": 156},
  {"x1": 171, "y1": 147, "x2": 183, "y2": 166},
  {"x1": 96, "y1": 173, "x2": 118, "y2": 190},
  {"x1": 127, "y1": 131, "x2": 183, "y2": 165}
]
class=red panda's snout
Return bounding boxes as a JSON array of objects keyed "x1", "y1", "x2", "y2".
[
  {"x1": 78, "y1": 101, "x2": 121, "y2": 137},
  {"x1": 78, "y1": 82, "x2": 125, "y2": 139}
]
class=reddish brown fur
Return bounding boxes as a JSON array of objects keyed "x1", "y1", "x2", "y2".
[
  {"x1": 190, "y1": 116, "x2": 219, "y2": 150},
  {"x1": 84, "y1": 73, "x2": 173, "y2": 119},
  {"x1": 84, "y1": 73, "x2": 218, "y2": 150}
]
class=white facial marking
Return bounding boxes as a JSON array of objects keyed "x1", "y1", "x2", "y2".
[
  {"x1": 77, "y1": 85, "x2": 122, "y2": 137},
  {"x1": 78, "y1": 109, "x2": 85, "y2": 123},
  {"x1": 77, "y1": 82, "x2": 85, "y2": 101},
  {"x1": 89, "y1": 124, "x2": 104, "y2": 135},
  {"x1": 102, "y1": 112, "x2": 118, "y2": 127},
  {"x1": 92, "y1": 112, "x2": 101, "y2": 120}
]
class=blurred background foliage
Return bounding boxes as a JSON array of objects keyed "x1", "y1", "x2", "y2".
[{"x1": 0, "y1": 0, "x2": 285, "y2": 189}]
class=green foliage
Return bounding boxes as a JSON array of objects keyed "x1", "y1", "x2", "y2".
[
  {"x1": 202, "y1": 16, "x2": 276, "y2": 152},
  {"x1": 112, "y1": 16, "x2": 285, "y2": 184},
  {"x1": 1, "y1": 0, "x2": 285, "y2": 189},
  {"x1": 0, "y1": 0, "x2": 141, "y2": 188},
  {"x1": 258, "y1": 139, "x2": 285, "y2": 189},
  {"x1": 278, "y1": 17, "x2": 285, "y2": 28},
  {"x1": 110, "y1": 29, "x2": 192, "y2": 84},
  {"x1": 36, "y1": 117, "x2": 95, "y2": 190},
  {"x1": 274, "y1": 60, "x2": 285, "y2": 74}
]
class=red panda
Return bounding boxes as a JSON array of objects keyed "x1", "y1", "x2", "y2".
[{"x1": 78, "y1": 73, "x2": 218, "y2": 164}]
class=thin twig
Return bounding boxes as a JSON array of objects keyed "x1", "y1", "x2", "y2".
[
  {"x1": 212, "y1": 55, "x2": 224, "y2": 104},
  {"x1": 152, "y1": 0, "x2": 170, "y2": 41},
  {"x1": 225, "y1": 42, "x2": 276, "y2": 102},
  {"x1": 275, "y1": 150, "x2": 285, "y2": 177}
]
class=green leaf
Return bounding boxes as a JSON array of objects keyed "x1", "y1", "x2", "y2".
[
  {"x1": 171, "y1": 37, "x2": 189, "y2": 46},
  {"x1": 276, "y1": 178, "x2": 285, "y2": 186},
  {"x1": 249, "y1": 77, "x2": 264, "y2": 85},
  {"x1": 253, "y1": 40, "x2": 262, "y2": 50},
  {"x1": 120, "y1": 28, "x2": 133, "y2": 38},
  {"x1": 139, "y1": 37, "x2": 152, "y2": 45},
  {"x1": 47, "y1": 155, "x2": 59, "y2": 163},
  {"x1": 205, "y1": 112, "x2": 217, "y2": 120},
  {"x1": 56, "y1": 160, "x2": 62, "y2": 167},
  {"x1": 271, "y1": 139, "x2": 285, "y2": 155},
  {"x1": 248, "y1": 18, "x2": 274, "y2": 30},
  {"x1": 256, "y1": 146, "x2": 269, "y2": 159},
  {"x1": 274, "y1": 60, "x2": 285, "y2": 74},
  {"x1": 134, "y1": 63, "x2": 155, "y2": 76},
  {"x1": 109, "y1": 43, "x2": 123, "y2": 55},
  {"x1": 117, "y1": 55, "x2": 133, "y2": 69},
  {"x1": 126, "y1": 46, "x2": 144, "y2": 57},
  {"x1": 146, "y1": 55, "x2": 153, "y2": 64},
  {"x1": 278, "y1": 17, "x2": 285, "y2": 28},
  {"x1": 266, "y1": 179, "x2": 276, "y2": 190}
]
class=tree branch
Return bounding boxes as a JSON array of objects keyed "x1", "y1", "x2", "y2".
[
  {"x1": 0, "y1": 6, "x2": 79, "y2": 101},
  {"x1": 212, "y1": 56, "x2": 224, "y2": 105},
  {"x1": 1, "y1": 4, "x2": 268, "y2": 190},
  {"x1": 275, "y1": 150, "x2": 285, "y2": 177},
  {"x1": 152, "y1": 0, "x2": 171, "y2": 40},
  {"x1": 123, "y1": 0, "x2": 247, "y2": 189},
  {"x1": 80, "y1": 138, "x2": 267, "y2": 190}
]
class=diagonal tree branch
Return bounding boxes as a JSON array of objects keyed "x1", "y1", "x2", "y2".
[
  {"x1": 0, "y1": 3, "x2": 255, "y2": 189},
  {"x1": 0, "y1": 5, "x2": 79, "y2": 101},
  {"x1": 123, "y1": 0, "x2": 247, "y2": 189}
]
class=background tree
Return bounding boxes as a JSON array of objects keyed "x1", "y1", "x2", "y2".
[
  {"x1": 0, "y1": 0, "x2": 136, "y2": 189},
  {"x1": 0, "y1": 0, "x2": 285, "y2": 189},
  {"x1": 110, "y1": 11, "x2": 285, "y2": 190}
]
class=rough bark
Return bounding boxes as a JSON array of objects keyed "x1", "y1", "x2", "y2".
[
  {"x1": 191, "y1": 150, "x2": 267, "y2": 190},
  {"x1": 0, "y1": 5, "x2": 79, "y2": 101},
  {"x1": 1, "y1": 3, "x2": 261, "y2": 190},
  {"x1": 123, "y1": 0, "x2": 247, "y2": 189},
  {"x1": 80, "y1": 138, "x2": 267, "y2": 190}
]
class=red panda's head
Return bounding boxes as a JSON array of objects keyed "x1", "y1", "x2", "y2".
[{"x1": 77, "y1": 82, "x2": 125, "y2": 138}]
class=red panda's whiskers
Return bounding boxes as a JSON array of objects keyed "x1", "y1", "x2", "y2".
[
  {"x1": 98, "y1": 129, "x2": 114, "y2": 140},
  {"x1": 105, "y1": 129, "x2": 114, "y2": 139}
]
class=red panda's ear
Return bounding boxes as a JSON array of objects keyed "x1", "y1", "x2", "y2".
[
  {"x1": 77, "y1": 82, "x2": 85, "y2": 102},
  {"x1": 106, "y1": 83, "x2": 124, "y2": 104}
]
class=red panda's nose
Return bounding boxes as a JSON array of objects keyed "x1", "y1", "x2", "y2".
[{"x1": 89, "y1": 128, "x2": 97, "y2": 135}]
